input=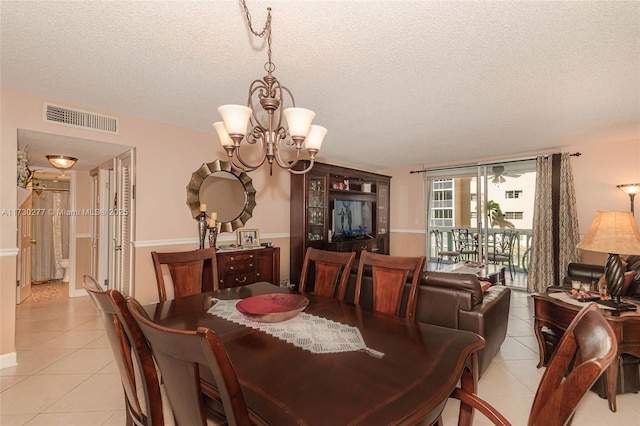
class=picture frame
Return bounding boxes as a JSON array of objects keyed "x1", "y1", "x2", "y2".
[{"x1": 237, "y1": 229, "x2": 260, "y2": 247}]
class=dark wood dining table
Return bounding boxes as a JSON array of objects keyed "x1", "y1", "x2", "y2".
[{"x1": 143, "y1": 282, "x2": 485, "y2": 425}]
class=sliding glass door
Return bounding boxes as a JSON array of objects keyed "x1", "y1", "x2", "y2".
[{"x1": 425, "y1": 160, "x2": 536, "y2": 284}]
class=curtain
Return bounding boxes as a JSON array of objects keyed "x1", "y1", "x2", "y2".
[
  {"x1": 527, "y1": 153, "x2": 580, "y2": 292},
  {"x1": 31, "y1": 190, "x2": 70, "y2": 281}
]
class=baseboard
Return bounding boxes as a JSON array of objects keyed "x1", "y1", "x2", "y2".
[
  {"x1": 69, "y1": 288, "x2": 88, "y2": 298},
  {"x1": 0, "y1": 352, "x2": 17, "y2": 369}
]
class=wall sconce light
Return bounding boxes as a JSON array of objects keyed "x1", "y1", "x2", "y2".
[
  {"x1": 46, "y1": 155, "x2": 78, "y2": 170},
  {"x1": 617, "y1": 183, "x2": 640, "y2": 215}
]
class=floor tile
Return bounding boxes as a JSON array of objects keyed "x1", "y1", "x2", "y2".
[
  {"x1": 38, "y1": 348, "x2": 114, "y2": 375},
  {"x1": 42, "y1": 372, "x2": 124, "y2": 413},
  {"x1": 0, "y1": 375, "x2": 28, "y2": 392},
  {"x1": 101, "y1": 410, "x2": 127, "y2": 425},
  {"x1": 0, "y1": 349, "x2": 75, "y2": 376},
  {"x1": 24, "y1": 411, "x2": 114, "y2": 425},
  {"x1": 39, "y1": 330, "x2": 105, "y2": 349},
  {"x1": 0, "y1": 374, "x2": 90, "y2": 415},
  {"x1": 0, "y1": 414, "x2": 38, "y2": 425}
]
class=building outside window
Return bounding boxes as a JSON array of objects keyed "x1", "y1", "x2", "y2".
[
  {"x1": 505, "y1": 190, "x2": 523, "y2": 199},
  {"x1": 505, "y1": 211, "x2": 524, "y2": 220}
]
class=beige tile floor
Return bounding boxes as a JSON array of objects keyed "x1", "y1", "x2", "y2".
[{"x1": 2, "y1": 283, "x2": 639, "y2": 425}]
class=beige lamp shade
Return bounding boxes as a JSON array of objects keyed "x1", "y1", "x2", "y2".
[{"x1": 576, "y1": 211, "x2": 640, "y2": 255}]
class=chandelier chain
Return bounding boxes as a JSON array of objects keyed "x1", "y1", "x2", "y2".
[{"x1": 241, "y1": 1, "x2": 273, "y2": 69}]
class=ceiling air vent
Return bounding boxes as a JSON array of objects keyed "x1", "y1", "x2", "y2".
[{"x1": 43, "y1": 103, "x2": 119, "y2": 135}]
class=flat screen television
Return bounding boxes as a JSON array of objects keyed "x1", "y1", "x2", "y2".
[{"x1": 332, "y1": 199, "x2": 373, "y2": 237}]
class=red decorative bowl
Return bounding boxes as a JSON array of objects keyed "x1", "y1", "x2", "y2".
[{"x1": 236, "y1": 293, "x2": 309, "y2": 323}]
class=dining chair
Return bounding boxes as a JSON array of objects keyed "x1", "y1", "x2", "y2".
[
  {"x1": 298, "y1": 247, "x2": 356, "y2": 298},
  {"x1": 447, "y1": 302, "x2": 617, "y2": 426},
  {"x1": 433, "y1": 229, "x2": 460, "y2": 268},
  {"x1": 82, "y1": 275, "x2": 171, "y2": 426},
  {"x1": 451, "y1": 228, "x2": 478, "y2": 261},
  {"x1": 151, "y1": 248, "x2": 218, "y2": 302},
  {"x1": 127, "y1": 297, "x2": 264, "y2": 426},
  {"x1": 354, "y1": 251, "x2": 426, "y2": 320},
  {"x1": 488, "y1": 230, "x2": 518, "y2": 279}
]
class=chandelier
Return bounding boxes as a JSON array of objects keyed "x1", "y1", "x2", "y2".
[{"x1": 213, "y1": 2, "x2": 326, "y2": 175}]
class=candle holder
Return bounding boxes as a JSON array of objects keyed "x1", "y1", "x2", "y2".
[
  {"x1": 208, "y1": 225, "x2": 218, "y2": 249},
  {"x1": 197, "y1": 212, "x2": 207, "y2": 249}
]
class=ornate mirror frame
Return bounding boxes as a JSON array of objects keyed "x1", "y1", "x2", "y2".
[{"x1": 186, "y1": 159, "x2": 256, "y2": 233}]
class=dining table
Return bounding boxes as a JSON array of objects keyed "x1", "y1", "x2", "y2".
[{"x1": 143, "y1": 281, "x2": 486, "y2": 425}]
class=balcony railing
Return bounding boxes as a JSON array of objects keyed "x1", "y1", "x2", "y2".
[{"x1": 429, "y1": 226, "x2": 533, "y2": 272}]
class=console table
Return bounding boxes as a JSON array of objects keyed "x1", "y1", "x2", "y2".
[{"x1": 532, "y1": 292, "x2": 640, "y2": 412}]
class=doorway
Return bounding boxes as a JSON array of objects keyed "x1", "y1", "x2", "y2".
[
  {"x1": 28, "y1": 169, "x2": 73, "y2": 302},
  {"x1": 15, "y1": 129, "x2": 134, "y2": 303},
  {"x1": 424, "y1": 160, "x2": 536, "y2": 288}
]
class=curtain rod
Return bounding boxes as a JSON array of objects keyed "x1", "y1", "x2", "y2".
[{"x1": 409, "y1": 152, "x2": 582, "y2": 174}]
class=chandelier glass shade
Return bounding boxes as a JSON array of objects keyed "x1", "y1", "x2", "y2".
[
  {"x1": 46, "y1": 155, "x2": 77, "y2": 170},
  {"x1": 214, "y1": 4, "x2": 326, "y2": 175}
]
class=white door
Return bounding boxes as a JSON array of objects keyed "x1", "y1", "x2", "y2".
[
  {"x1": 92, "y1": 149, "x2": 135, "y2": 293},
  {"x1": 17, "y1": 193, "x2": 33, "y2": 303},
  {"x1": 113, "y1": 150, "x2": 134, "y2": 296}
]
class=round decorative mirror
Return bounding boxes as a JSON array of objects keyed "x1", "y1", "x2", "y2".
[{"x1": 186, "y1": 159, "x2": 256, "y2": 232}]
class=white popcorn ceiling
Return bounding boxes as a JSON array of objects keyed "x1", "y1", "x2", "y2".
[{"x1": 2, "y1": 1, "x2": 639, "y2": 170}]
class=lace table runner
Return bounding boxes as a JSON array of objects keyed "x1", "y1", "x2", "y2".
[{"x1": 207, "y1": 299, "x2": 384, "y2": 357}]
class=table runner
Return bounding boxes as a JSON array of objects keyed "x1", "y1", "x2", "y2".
[{"x1": 208, "y1": 299, "x2": 384, "y2": 357}]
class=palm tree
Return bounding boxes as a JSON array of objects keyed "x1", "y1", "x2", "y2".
[{"x1": 487, "y1": 200, "x2": 515, "y2": 229}]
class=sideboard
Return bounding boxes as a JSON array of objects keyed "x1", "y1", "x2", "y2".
[{"x1": 215, "y1": 247, "x2": 280, "y2": 289}]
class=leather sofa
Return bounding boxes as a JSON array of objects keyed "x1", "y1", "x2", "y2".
[
  {"x1": 344, "y1": 266, "x2": 511, "y2": 377},
  {"x1": 555, "y1": 255, "x2": 640, "y2": 297}
]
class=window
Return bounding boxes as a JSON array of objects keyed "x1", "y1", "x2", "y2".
[
  {"x1": 433, "y1": 209, "x2": 453, "y2": 219},
  {"x1": 505, "y1": 211, "x2": 524, "y2": 220},
  {"x1": 505, "y1": 190, "x2": 523, "y2": 199}
]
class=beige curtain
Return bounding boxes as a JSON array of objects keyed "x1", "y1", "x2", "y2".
[
  {"x1": 527, "y1": 153, "x2": 580, "y2": 293},
  {"x1": 31, "y1": 191, "x2": 70, "y2": 281}
]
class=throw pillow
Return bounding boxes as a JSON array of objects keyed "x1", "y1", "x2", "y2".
[{"x1": 480, "y1": 280, "x2": 492, "y2": 293}]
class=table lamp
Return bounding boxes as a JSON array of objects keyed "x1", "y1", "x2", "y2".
[{"x1": 576, "y1": 211, "x2": 640, "y2": 311}]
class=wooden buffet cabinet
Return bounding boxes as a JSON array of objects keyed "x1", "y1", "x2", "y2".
[
  {"x1": 215, "y1": 247, "x2": 280, "y2": 289},
  {"x1": 290, "y1": 161, "x2": 391, "y2": 285}
]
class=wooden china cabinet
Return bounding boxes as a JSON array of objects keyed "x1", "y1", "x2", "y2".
[{"x1": 290, "y1": 161, "x2": 391, "y2": 286}]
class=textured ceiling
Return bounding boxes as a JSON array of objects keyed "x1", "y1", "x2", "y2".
[{"x1": 2, "y1": 1, "x2": 639, "y2": 170}]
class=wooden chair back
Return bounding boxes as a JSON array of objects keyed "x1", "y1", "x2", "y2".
[
  {"x1": 354, "y1": 252, "x2": 426, "y2": 320},
  {"x1": 298, "y1": 248, "x2": 356, "y2": 298},
  {"x1": 151, "y1": 248, "x2": 218, "y2": 301},
  {"x1": 127, "y1": 297, "x2": 252, "y2": 426},
  {"x1": 449, "y1": 302, "x2": 618, "y2": 426},
  {"x1": 83, "y1": 275, "x2": 165, "y2": 426}
]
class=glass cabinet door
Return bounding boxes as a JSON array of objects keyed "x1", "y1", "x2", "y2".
[
  {"x1": 307, "y1": 175, "x2": 326, "y2": 241},
  {"x1": 377, "y1": 182, "x2": 389, "y2": 235}
]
